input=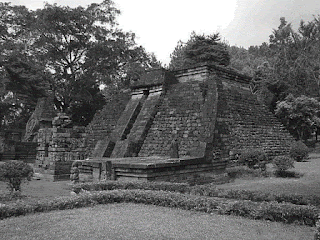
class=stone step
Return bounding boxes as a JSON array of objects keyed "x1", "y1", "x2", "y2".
[{"x1": 90, "y1": 94, "x2": 145, "y2": 158}]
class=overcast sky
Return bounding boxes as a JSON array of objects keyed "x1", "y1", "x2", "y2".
[{"x1": 4, "y1": 0, "x2": 320, "y2": 65}]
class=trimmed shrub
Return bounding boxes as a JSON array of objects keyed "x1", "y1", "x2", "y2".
[
  {"x1": 289, "y1": 141, "x2": 309, "y2": 162},
  {"x1": 0, "y1": 189, "x2": 318, "y2": 226},
  {"x1": 239, "y1": 149, "x2": 268, "y2": 170},
  {"x1": 72, "y1": 181, "x2": 190, "y2": 194},
  {"x1": 73, "y1": 181, "x2": 320, "y2": 207},
  {"x1": 0, "y1": 160, "x2": 33, "y2": 193},
  {"x1": 272, "y1": 156, "x2": 295, "y2": 175}
]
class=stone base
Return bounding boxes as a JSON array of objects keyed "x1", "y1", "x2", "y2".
[
  {"x1": 33, "y1": 161, "x2": 73, "y2": 181},
  {"x1": 77, "y1": 156, "x2": 227, "y2": 182}
]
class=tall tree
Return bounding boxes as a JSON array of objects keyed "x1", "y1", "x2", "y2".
[
  {"x1": 228, "y1": 17, "x2": 320, "y2": 113},
  {"x1": 0, "y1": 1, "x2": 160, "y2": 127},
  {"x1": 275, "y1": 94, "x2": 320, "y2": 140},
  {"x1": 265, "y1": 17, "x2": 320, "y2": 98}
]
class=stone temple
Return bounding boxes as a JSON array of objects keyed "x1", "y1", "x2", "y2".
[{"x1": 33, "y1": 62, "x2": 294, "y2": 181}]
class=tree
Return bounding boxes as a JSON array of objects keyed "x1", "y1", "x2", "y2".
[
  {"x1": 169, "y1": 32, "x2": 230, "y2": 70},
  {"x1": 268, "y1": 17, "x2": 319, "y2": 97},
  {"x1": 228, "y1": 45, "x2": 268, "y2": 76},
  {"x1": 0, "y1": 1, "x2": 160, "y2": 127},
  {"x1": 168, "y1": 40, "x2": 186, "y2": 70},
  {"x1": 262, "y1": 17, "x2": 320, "y2": 99},
  {"x1": 272, "y1": 156, "x2": 295, "y2": 176},
  {"x1": 275, "y1": 94, "x2": 320, "y2": 140},
  {"x1": 228, "y1": 17, "x2": 320, "y2": 113},
  {"x1": 0, "y1": 160, "x2": 33, "y2": 193}
]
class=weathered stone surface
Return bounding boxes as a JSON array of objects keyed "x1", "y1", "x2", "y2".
[
  {"x1": 34, "y1": 63, "x2": 295, "y2": 181},
  {"x1": 85, "y1": 91, "x2": 131, "y2": 157},
  {"x1": 24, "y1": 92, "x2": 56, "y2": 142},
  {"x1": 138, "y1": 80, "x2": 209, "y2": 157}
]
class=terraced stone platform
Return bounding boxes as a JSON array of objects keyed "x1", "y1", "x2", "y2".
[
  {"x1": 34, "y1": 63, "x2": 295, "y2": 182},
  {"x1": 76, "y1": 155, "x2": 226, "y2": 182}
]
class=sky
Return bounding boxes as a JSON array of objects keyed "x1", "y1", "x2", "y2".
[{"x1": 3, "y1": 0, "x2": 320, "y2": 65}]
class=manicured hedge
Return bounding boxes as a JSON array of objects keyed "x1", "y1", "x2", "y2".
[
  {"x1": 190, "y1": 185, "x2": 320, "y2": 207},
  {"x1": 0, "y1": 190, "x2": 318, "y2": 226},
  {"x1": 73, "y1": 181, "x2": 190, "y2": 194},
  {"x1": 73, "y1": 181, "x2": 320, "y2": 207}
]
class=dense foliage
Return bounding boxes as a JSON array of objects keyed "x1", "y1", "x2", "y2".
[
  {"x1": 0, "y1": 1, "x2": 160, "y2": 127},
  {"x1": 275, "y1": 94, "x2": 320, "y2": 140},
  {"x1": 229, "y1": 16, "x2": 320, "y2": 113},
  {"x1": 169, "y1": 32, "x2": 230, "y2": 70},
  {"x1": 289, "y1": 141, "x2": 309, "y2": 161},
  {"x1": 272, "y1": 155, "x2": 295, "y2": 174},
  {"x1": 238, "y1": 149, "x2": 268, "y2": 170},
  {"x1": 0, "y1": 160, "x2": 33, "y2": 192},
  {"x1": 74, "y1": 180, "x2": 320, "y2": 207}
]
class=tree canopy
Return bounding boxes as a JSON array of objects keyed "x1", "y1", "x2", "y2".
[
  {"x1": 169, "y1": 32, "x2": 230, "y2": 70},
  {"x1": 275, "y1": 94, "x2": 320, "y2": 140},
  {"x1": 229, "y1": 16, "x2": 320, "y2": 113},
  {"x1": 0, "y1": 1, "x2": 160, "y2": 127}
]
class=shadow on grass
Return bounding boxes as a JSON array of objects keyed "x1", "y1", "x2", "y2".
[
  {"x1": 0, "y1": 191, "x2": 27, "y2": 203},
  {"x1": 187, "y1": 173, "x2": 231, "y2": 186},
  {"x1": 226, "y1": 166, "x2": 271, "y2": 180},
  {"x1": 274, "y1": 170, "x2": 304, "y2": 178}
]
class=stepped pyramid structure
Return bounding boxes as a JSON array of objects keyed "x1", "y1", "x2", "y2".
[
  {"x1": 34, "y1": 63, "x2": 294, "y2": 181},
  {"x1": 78, "y1": 63, "x2": 294, "y2": 181}
]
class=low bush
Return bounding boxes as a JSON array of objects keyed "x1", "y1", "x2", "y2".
[
  {"x1": 315, "y1": 218, "x2": 320, "y2": 240},
  {"x1": 0, "y1": 192, "x2": 26, "y2": 202},
  {"x1": 0, "y1": 189, "x2": 318, "y2": 226},
  {"x1": 289, "y1": 141, "x2": 309, "y2": 162},
  {"x1": 0, "y1": 160, "x2": 33, "y2": 193},
  {"x1": 226, "y1": 166, "x2": 269, "y2": 179},
  {"x1": 73, "y1": 181, "x2": 320, "y2": 207},
  {"x1": 72, "y1": 181, "x2": 190, "y2": 194},
  {"x1": 272, "y1": 155, "x2": 295, "y2": 176},
  {"x1": 274, "y1": 170, "x2": 303, "y2": 178},
  {"x1": 239, "y1": 149, "x2": 268, "y2": 170},
  {"x1": 190, "y1": 185, "x2": 320, "y2": 206}
]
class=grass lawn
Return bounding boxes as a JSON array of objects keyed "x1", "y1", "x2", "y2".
[
  {"x1": 0, "y1": 179, "x2": 72, "y2": 204},
  {"x1": 0, "y1": 203, "x2": 314, "y2": 240},
  {"x1": 2, "y1": 154, "x2": 320, "y2": 203},
  {"x1": 1, "y1": 154, "x2": 320, "y2": 239},
  {"x1": 218, "y1": 153, "x2": 320, "y2": 196}
]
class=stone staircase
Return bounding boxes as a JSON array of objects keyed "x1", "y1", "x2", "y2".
[
  {"x1": 91, "y1": 91, "x2": 146, "y2": 158},
  {"x1": 86, "y1": 91, "x2": 131, "y2": 158},
  {"x1": 112, "y1": 87, "x2": 163, "y2": 157},
  {"x1": 139, "y1": 81, "x2": 207, "y2": 157}
]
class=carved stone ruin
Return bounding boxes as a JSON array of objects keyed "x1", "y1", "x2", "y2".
[{"x1": 32, "y1": 63, "x2": 295, "y2": 181}]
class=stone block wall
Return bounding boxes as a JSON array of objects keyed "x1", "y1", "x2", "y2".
[
  {"x1": 139, "y1": 64, "x2": 294, "y2": 162},
  {"x1": 216, "y1": 76, "x2": 293, "y2": 159},
  {"x1": 138, "y1": 81, "x2": 207, "y2": 157},
  {"x1": 36, "y1": 127, "x2": 87, "y2": 180},
  {"x1": 174, "y1": 65, "x2": 210, "y2": 83},
  {"x1": 113, "y1": 86, "x2": 163, "y2": 157},
  {"x1": 85, "y1": 91, "x2": 131, "y2": 157},
  {"x1": 0, "y1": 129, "x2": 32, "y2": 161},
  {"x1": 33, "y1": 64, "x2": 296, "y2": 181}
]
